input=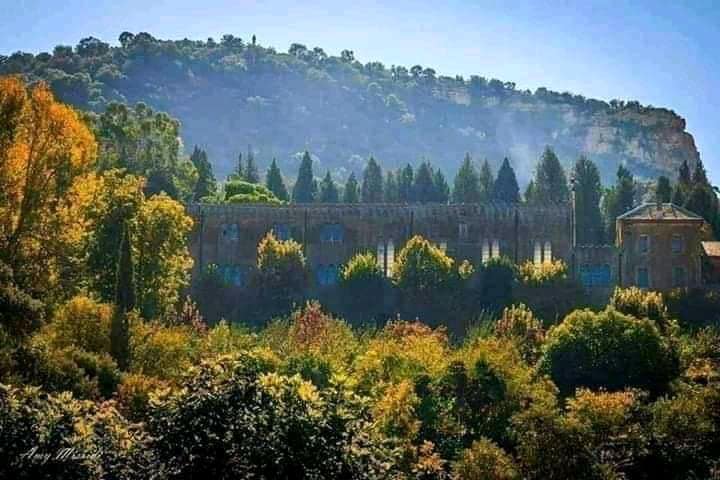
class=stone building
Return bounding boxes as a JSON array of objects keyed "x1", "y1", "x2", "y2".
[
  {"x1": 616, "y1": 203, "x2": 709, "y2": 290},
  {"x1": 187, "y1": 201, "x2": 711, "y2": 294},
  {"x1": 187, "y1": 202, "x2": 572, "y2": 288}
]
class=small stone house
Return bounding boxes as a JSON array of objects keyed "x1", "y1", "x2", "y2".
[{"x1": 616, "y1": 203, "x2": 710, "y2": 291}]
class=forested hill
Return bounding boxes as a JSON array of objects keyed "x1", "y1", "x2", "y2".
[{"x1": 0, "y1": 32, "x2": 700, "y2": 184}]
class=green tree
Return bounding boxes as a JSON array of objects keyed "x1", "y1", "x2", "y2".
[
  {"x1": 244, "y1": 146, "x2": 259, "y2": 184},
  {"x1": 319, "y1": 171, "x2": 339, "y2": 203},
  {"x1": 604, "y1": 165, "x2": 635, "y2": 242},
  {"x1": 292, "y1": 151, "x2": 317, "y2": 203},
  {"x1": 573, "y1": 156, "x2": 604, "y2": 244},
  {"x1": 392, "y1": 235, "x2": 455, "y2": 296},
  {"x1": 361, "y1": 156, "x2": 383, "y2": 203},
  {"x1": 493, "y1": 158, "x2": 520, "y2": 203},
  {"x1": 398, "y1": 164, "x2": 414, "y2": 202},
  {"x1": 656, "y1": 175, "x2": 672, "y2": 204},
  {"x1": 671, "y1": 184, "x2": 685, "y2": 206},
  {"x1": 343, "y1": 173, "x2": 359, "y2": 203},
  {"x1": 413, "y1": 161, "x2": 436, "y2": 203},
  {"x1": 529, "y1": 147, "x2": 569, "y2": 203},
  {"x1": 539, "y1": 308, "x2": 680, "y2": 397},
  {"x1": 265, "y1": 158, "x2": 289, "y2": 201},
  {"x1": 253, "y1": 232, "x2": 307, "y2": 318},
  {"x1": 384, "y1": 170, "x2": 399, "y2": 203},
  {"x1": 235, "y1": 152, "x2": 245, "y2": 180},
  {"x1": 678, "y1": 159, "x2": 692, "y2": 187},
  {"x1": 479, "y1": 159, "x2": 494, "y2": 201},
  {"x1": 111, "y1": 223, "x2": 134, "y2": 370},
  {"x1": 189, "y1": 146, "x2": 217, "y2": 201},
  {"x1": 453, "y1": 153, "x2": 481, "y2": 203},
  {"x1": 432, "y1": 169, "x2": 450, "y2": 203},
  {"x1": 225, "y1": 180, "x2": 282, "y2": 204}
]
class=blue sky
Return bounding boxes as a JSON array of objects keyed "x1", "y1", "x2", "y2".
[{"x1": 2, "y1": 0, "x2": 719, "y2": 183}]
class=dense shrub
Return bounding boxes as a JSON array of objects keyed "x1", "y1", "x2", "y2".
[
  {"x1": 495, "y1": 304, "x2": 545, "y2": 362},
  {"x1": 479, "y1": 257, "x2": 515, "y2": 313},
  {"x1": 611, "y1": 286, "x2": 669, "y2": 328},
  {"x1": 0, "y1": 261, "x2": 44, "y2": 337},
  {"x1": 129, "y1": 320, "x2": 198, "y2": 381},
  {"x1": 516, "y1": 260, "x2": 567, "y2": 287},
  {"x1": 224, "y1": 179, "x2": 282, "y2": 204},
  {"x1": 452, "y1": 437, "x2": 519, "y2": 480},
  {"x1": 539, "y1": 308, "x2": 680, "y2": 397},
  {"x1": 148, "y1": 353, "x2": 393, "y2": 479},
  {"x1": 40, "y1": 295, "x2": 113, "y2": 354},
  {"x1": 666, "y1": 288, "x2": 720, "y2": 329},
  {"x1": 392, "y1": 235, "x2": 456, "y2": 296},
  {"x1": 0, "y1": 384, "x2": 153, "y2": 480}
]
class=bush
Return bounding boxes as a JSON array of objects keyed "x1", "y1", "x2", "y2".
[
  {"x1": 116, "y1": 373, "x2": 167, "y2": 421},
  {"x1": 539, "y1": 308, "x2": 680, "y2": 397},
  {"x1": 41, "y1": 295, "x2": 113, "y2": 354},
  {"x1": 611, "y1": 287, "x2": 669, "y2": 328},
  {"x1": 495, "y1": 304, "x2": 545, "y2": 362},
  {"x1": 453, "y1": 437, "x2": 519, "y2": 480},
  {"x1": 517, "y1": 260, "x2": 567, "y2": 287},
  {"x1": 224, "y1": 179, "x2": 282, "y2": 204},
  {"x1": 479, "y1": 257, "x2": 515, "y2": 313},
  {"x1": 129, "y1": 320, "x2": 198, "y2": 381},
  {"x1": 148, "y1": 353, "x2": 393, "y2": 479},
  {"x1": 253, "y1": 232, "x2": 307, "y2": 320},
  {"x1": 392, "y1": 235, "x2": 455, "y2": 296},
  {"x1": 0, "y1": 261, "x2": 44, "y2": 337},
  {"x1": 341, "y1": 252, "x2": 385, "y2": 294},
  {"x1": 666, "y1": 288, "x2": 720, "y2": 329}
]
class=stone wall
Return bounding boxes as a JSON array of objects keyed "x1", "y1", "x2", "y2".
[{"x1": 187, "y1": 202, "x2": 573, "y2": 287}]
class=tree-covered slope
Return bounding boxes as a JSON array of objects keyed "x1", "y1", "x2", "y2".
[{"x1": 0, "y1": 32, "x2": 700, "y2": 184}]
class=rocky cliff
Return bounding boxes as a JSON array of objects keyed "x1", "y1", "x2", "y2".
[{"x1": 0, "y1": 33, "x2": 699, "y2": 183}]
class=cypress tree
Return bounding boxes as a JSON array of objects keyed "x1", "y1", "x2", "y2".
[
  {"x1": 524, "y1": 180, "x2": 536, "y2": 203},
  {"x1": 343, "y1": 173, "x2": 359, "y2": 203},
  {"x1": 656, "y1": 176, "x2": 672, "y2": 204},
  {"x1": 245, "y1": 146, "x2": 259, "y2": 184},
  {"x1": 398, "y1": 164, "x2": 414, "y2": 202},
  {"x1": 478, "y1": 159, "x2": 494, "y2": 201},
  {"x1": 384, "y1": 170, "x2": 399, "y2": 203},
  {"x1": 604, "y1": 165, "x2": 636, "y2": 241},
  {"x1": 265, "y1": 158, "x2": 289, "y2": 201},
  {"x1": 190, "y1": 146, "x2": 217, "y2": 201},
  {"x1": 236, "y1": 152, "x2": 244, "y2": 180},
  {"x1": 692, "y1": 158, "x2": 709, "y2": 186},
  {"x1": 361, "y1": 156, "x2": 384, "y2": 203},
  {"x1": 111, "y1": 223, "x2": 134, "y2": 371},
  {"x1": 531, "y1": 146, "x2": 569, "y2": 203},
  {"x1": 292, "y1": 151, "x2": 317, "y2": 203},
  {"x1": 678, "y1": 159, "x2": 692, "y2": 187},
  {"x1": 452, "y1": 153, "x2": 480, "y2": 203},
  {"x1": 573, "y1": 156, "x2": 604, "y2": 244},
  {"x1": 319, "y1": 171, "x2": 340, "y2": 203},
  {"x1": 413, "y1": 161, "x2": 435, "y2": 203},
  {"x1": 671, "y1": 184, "x2": 685, "y2": 206},
  {"x1": 433, "y1": 169, "x2": 450, "y2": 203},
  {"x1": 493, "y1": 158, "x2": 520, "y2": 203}
]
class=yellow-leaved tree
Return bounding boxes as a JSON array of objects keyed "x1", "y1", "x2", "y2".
[{"x1": 0, "y1": 76, "x2": 97, "y2": 297}]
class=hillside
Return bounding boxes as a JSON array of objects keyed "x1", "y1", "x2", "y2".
[{"x1": 0, "y1": 32, "x2": 700, "y2": 184}]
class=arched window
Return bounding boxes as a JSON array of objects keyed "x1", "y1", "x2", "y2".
[
  {"x1": 492, "y1": 239, "x2": 500, "y2": 258},
  {"x1": 534, "y1": 241, "x2": 542, "y2": 265},
  {"x1": 386, "y1": 240, "x2": 395, "y2": 277},
  {"x1": 377, "y1": 241, "x2": 386, "y2": 272},
  {"x1": 482, "y1": 240, "x2": 490, "y2": 263},
  {"x1": 543, "y1": 241, "x2": 552, "y2": 263}
]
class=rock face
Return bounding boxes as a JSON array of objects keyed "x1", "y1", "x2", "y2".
[{"x1": 1, "y1": 33, "x2": 699, "y2": 183}]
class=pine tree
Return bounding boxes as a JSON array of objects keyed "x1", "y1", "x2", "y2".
[
  {"x1": 292, "y1": 151, "x2": 317, "y2": 203},
  {"x1": 384, "y1": 170, "x2": 399, "y2": 203},
  {"x1": 493, "y1": 158, "x2": 520, "y2": 203},
  {"x1": 672, "y1": 184, "x2": 685, "y2": 206},
  {"x1": 573, "y1": 156, "x2": 604, "y2": 244},
  {"x1": 413, "y1": 161, "x2": 435, "y2": 203},
  {"x1": 604, "y1": 165, "x2": 636, "y2": 242},
  {"x1": 452, "y1": 153, "x2": 480, "y2": 203},
  {"x1": 656, "y1": 176, "x2": 672, "y2": 204},
  {"x1": 398, "y1": 164, "x2": 414, "y2": 203},
  {"x1": 692, "y1": 158, "x2": 709, "y2": 186},
  {"x1": 524, "y1": 180, "x2": 536, "y2": 203},
  {"x1": 361, "y1": 156, "x2": 384, "y2": 203},
  {"x1": 190, "y1": 146, "x2": 217, "y2": 201},
  {"x1": 319, "y1": 171, "x2": 339, "y2": 203},
  {"x1": 111, "y1": 223, "x2": 134, "y2": 370},
  {"x1": 530, "y1": 146, "x2": 569, "y2": 203},
  {"x1": 343, "y1": 173, "x2": 359, "y2": 203},
  {"x1": 433, "y1": 169, "x2": 450, "y2": 203},
  {"x1": 265, "y1": 158, "x2": 289, "y2": 201},
  {"x1": 245, "y1": 146, "x2": 259, "y2": 184},
  {"x1": 478, "y1": 159, "x2": 494, "y2": 201}
]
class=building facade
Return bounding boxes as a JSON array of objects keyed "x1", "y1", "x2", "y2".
[{"x1": 187, "y1": 201, "x2": 711, "y2": 293}]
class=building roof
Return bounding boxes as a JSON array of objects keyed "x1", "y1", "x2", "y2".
[
  {"x1": 616, "y1": 203, "x2": 704, "y2": 222},
  {"x1": 702, "y1": 241, "x2": 720, "y2": 258}
]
